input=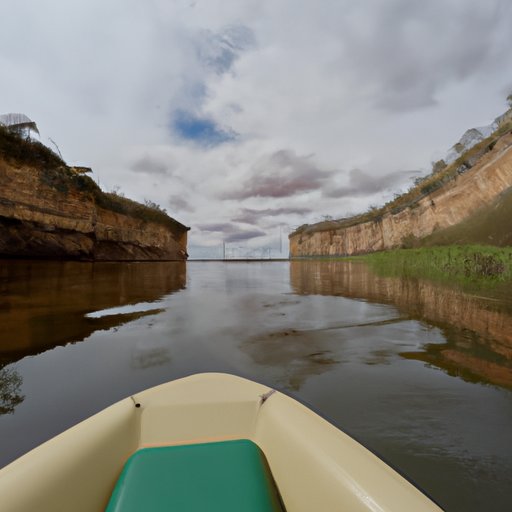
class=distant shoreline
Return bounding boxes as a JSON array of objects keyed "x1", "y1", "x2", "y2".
[{"x1": 188, "y1": 258, "x2": 289, "y2": 262}]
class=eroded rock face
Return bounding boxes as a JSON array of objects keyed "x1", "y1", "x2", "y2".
[
  {"x1": 0, "y1": 160, "x2": 189, "y2": 261},
  {"x1": 290, "y1": 134, "x2": 512, "y2": 257}
]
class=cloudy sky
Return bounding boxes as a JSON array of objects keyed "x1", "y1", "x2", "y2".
[{"x1": 1, "y1": 0, "x2": 511, "y2": 257}]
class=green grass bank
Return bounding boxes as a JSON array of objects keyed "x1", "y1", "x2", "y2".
[{"x1": 359, "y1": 245, "x2": 512, "y2": 291}]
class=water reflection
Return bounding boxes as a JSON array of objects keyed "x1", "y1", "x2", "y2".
[
  {"x1": 131, "y1": 340, "x2": 172, "y2": 369},
  {"x1": 0, "y1": 365, "x2": 24, "y2": 414},
  {"x1": 403, "y1": 328, "x2": 512, "y2": 389},
  {"x1": 0, "y1": 261, "x2": 186, "y2": 366},
  {"x1": 290, "y1": 260, "x2": 512, "y2": 390},
  {"x1": 243, "y1": 315, "x2": 407, "y2": 390},
  {"x1": 243, "y1": 328, "x2": 341, "y2": 390}
]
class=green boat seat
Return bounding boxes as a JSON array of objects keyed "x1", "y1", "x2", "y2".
[{"x1": 106, "y1": 439, "x2": 285, "y2": 512}]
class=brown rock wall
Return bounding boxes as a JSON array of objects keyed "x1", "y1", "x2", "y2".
[
  {"x1": 0, "y1": 160, "x2": 188, "y2": 260},
  {"x1": 0, "y1": 162, "x2": 95, "y2": 233}
]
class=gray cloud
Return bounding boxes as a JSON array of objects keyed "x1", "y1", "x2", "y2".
[
  {"x1": 197, "y1": 222, "x2": 235, "y2": 233},
  {"x1": 197, "y1": 222, "x2": 265, "y2": 243},
  {"x1": 131, "y1": 155, "x2": 171, "y2": 176},
  {"x1": 223, "y1": 150, "x2": 335, "y2": 199},
  {"x1": 233, "y1": 207, "x2": 312, "y2": 225},
  {"x1": 224, "y1": 230, "x2": 266, "y2": 243},
  {"x1": 196, "y1": 25, "x2": 256, "y2": 75},
  {"x1": 324, "y1": 168, "x2": 418, "y2": 198},
  {"x1": 169, "y1": 194, "x2": 194, "y2": 213},
  {"x1": 343, "y1": 0, "x2": 512, "y2": 111}
]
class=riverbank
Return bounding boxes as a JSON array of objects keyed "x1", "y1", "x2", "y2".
[{"x1": 359, "y1": 245, "x2": 512, "y2": 293}]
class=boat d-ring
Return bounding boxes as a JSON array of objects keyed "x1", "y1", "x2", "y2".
[{"x1": 259, "y1": 389, "x2": 276, "y2": 406}]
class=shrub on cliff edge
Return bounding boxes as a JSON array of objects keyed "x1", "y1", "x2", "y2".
[
  {"x1": 0, "y1": 125, "x2": 65, "y2": 169},
  {"x1": 94, "y1": 190, "x2": 185, "y2": 230}
]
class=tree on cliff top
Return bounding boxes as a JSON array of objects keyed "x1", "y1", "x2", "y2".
[
  {"x1": 0, "y1": 124, "x2": 64, "y2": 169},
  {"x1": 0, "y1": 113, "x2": 39, "y2": 140}
]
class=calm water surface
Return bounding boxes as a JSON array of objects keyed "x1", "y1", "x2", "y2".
[{"x1": 1, "y1": 259, "x2": 512, "y2": 511}]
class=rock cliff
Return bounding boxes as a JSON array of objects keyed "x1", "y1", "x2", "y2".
[
  {"x1": 0, "y1": 127, "x2": 189, "y2": 260},
  {"x1": 290, "y1": 124, "x2": 512, "y2": 257}
]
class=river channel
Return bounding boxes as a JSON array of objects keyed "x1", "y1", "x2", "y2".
[{"x1": 0, "y1": 259, "x2": 511, "y2": 511}]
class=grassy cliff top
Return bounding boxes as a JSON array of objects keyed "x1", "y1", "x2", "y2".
[{"x1": 94, "y1": 192, "x2": 189, "y2": 231}]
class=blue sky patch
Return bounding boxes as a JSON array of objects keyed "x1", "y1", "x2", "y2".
[{"x1": 172, "y1": 109, "x2": 237, "y2": 146}]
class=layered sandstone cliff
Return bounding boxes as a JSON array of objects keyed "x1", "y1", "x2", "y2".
[
  {"x1": 0, "y1": 129, "x2": 189, "y2": 260},
  {"x1": 290, "y1": 128, "x2": 512, "y2": 257}
]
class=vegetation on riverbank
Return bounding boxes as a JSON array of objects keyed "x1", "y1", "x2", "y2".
[{"x1": 360, "y1": 245, "x2": 512, "y2": 289}]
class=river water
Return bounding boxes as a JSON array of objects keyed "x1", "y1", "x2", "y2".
[{"x1": 1, "y1": 259, "x2": 511, "y2": 511}]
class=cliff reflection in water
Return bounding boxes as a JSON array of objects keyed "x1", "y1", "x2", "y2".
[
  {"x1": 0, "y1": 365, "x2": 24, "y2": 415},
  {"x1": 0, "y1": 261, "x2": 186, "y2": 366},
  {"x1": 290, "y1": 260, "x2": 512, "y2": 389}
]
